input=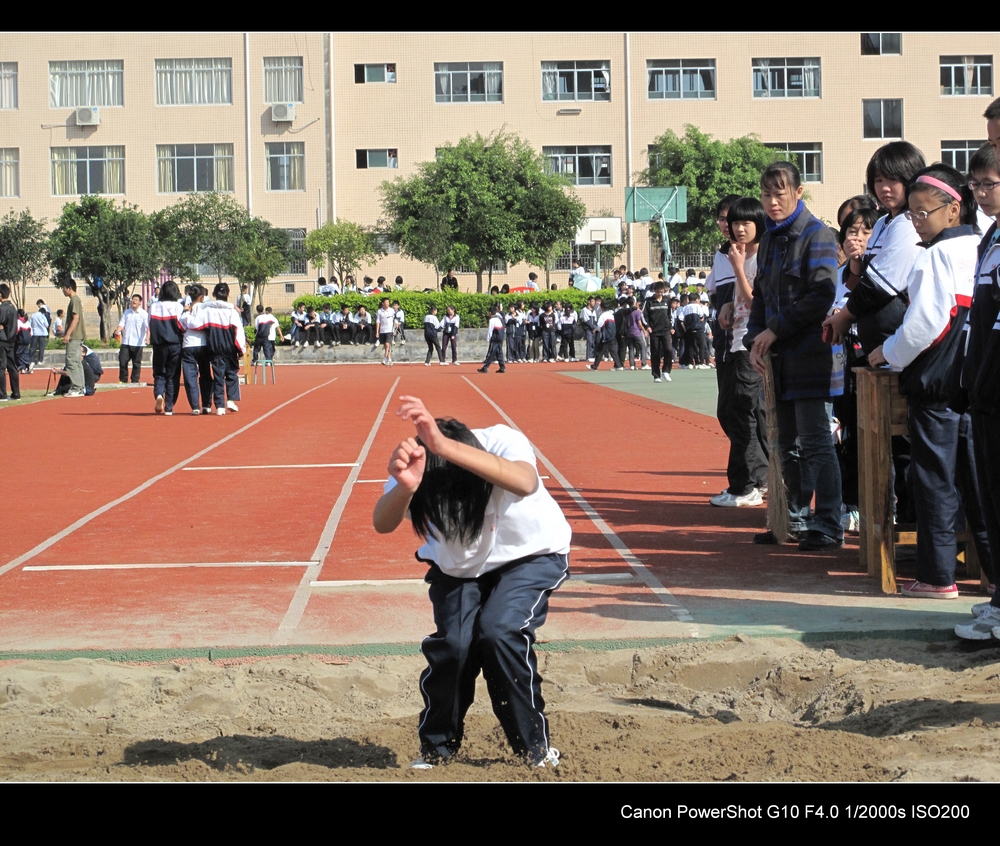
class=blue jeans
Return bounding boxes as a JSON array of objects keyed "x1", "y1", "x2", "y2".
[{"x1": 775, "y1": 398, "x2": 843, "y2": 540}]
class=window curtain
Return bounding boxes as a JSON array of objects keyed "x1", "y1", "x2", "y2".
[
  {"x1": 485, "y1": 62, "x2": 502, "y2": 99},
  {"x1": 541, "y1": 62, "x2": 557, "y2": 100},
  {"x1": 104, "y1": 146, "x2": 124, "y2": 193},
  {"x1": 157, "y1": 146, "x2": 175, "y2": 192},
  {"x1": 264, "y1": 58, "x2": 301, "y2": 103},
  {"x1": 0, "y1": 64, "x2": 16, "y2": 109},
  {"x1": 214, "y1": 144, "x2": 233, "y2": 191},
  {"x1": 52, "y1": 147, "x2": 77, "y2": 195},
  {"x1": 0, "y1": 149, "x2": 17, "y2": 197},
  {"x1": 802, "y1": 61, "x2": 820, "y2": 96},
  {"x1": 754, "y1": 59, "x2": 770, "y2": 96},
  {"x1": 289, "y1": 143, "x2": 304, "y2": 189}
]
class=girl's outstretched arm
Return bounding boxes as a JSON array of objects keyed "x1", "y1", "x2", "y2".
[{"x1": 396, "y1": 396, "x2": 538, "y2": 497}]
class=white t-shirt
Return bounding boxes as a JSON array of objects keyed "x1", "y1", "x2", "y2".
[
  {"x1": 384, "y1": 425, "x2": 572, "y2": 578},
  {"x1": 376, "y1": 308, "x2": 395, "y2": 334}
]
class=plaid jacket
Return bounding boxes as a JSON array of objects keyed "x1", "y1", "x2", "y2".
[{"x1": 746, "y1": 202, "x2": 843, "y2": 400}]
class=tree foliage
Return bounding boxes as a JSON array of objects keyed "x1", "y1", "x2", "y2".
[
  {"x1": 151, "y1": 192, "x2": 251, "y2": 282},
  {"x1": 304, "y1": 220, "x2": 384, "y2": 285},
  {"x1": 226, "y1": 218, "x2": 292, "y2": 306},
  {"x1": 642, "y1": 125, "x2": 781, "y2": 255},
  {"x1": 380, "y1": 131, "x2": 586, "y2": 292},
  {"x1": 0, "y1": 209, "x2": 49, "y2": 309},
  {"x1": 48, "y1": 196, "x2": 161, "y2": 339}
]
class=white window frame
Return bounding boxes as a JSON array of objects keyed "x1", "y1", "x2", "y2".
[
  {"x1": 263, "y1": 56, "x2": 303, "y2": 104},
  {"x1": 647, "y1": 59, "x2": 715, "y2": 100},
  {"x1": 356, "y1": 149, "x2": 398, "y2": 169},
  {"x1": 155, "y1": 58, "x2": 232, "y2": 105},
  {"x1": 861, "y1": 34, "x2": 902, "y2": 55},
  {"x1": 156, "y1": 143, "x2": 234, "y2": 193},
  {"x1": 434, "y1": 62, "x2": 503, "y2": 103},
  {"x1": 280, "y1": 228, "x2": 307, "y2": 276},
  {"x1": 863, "y1": 99, "x2": 903, "y2": 139},
  {"x1": 752, "y1": 57, "x2": 820, "y2": 98},
  {"x1": 543, "y1": 145, "x2": 612, "y2": 186},
  {"x1": 942, "y1": 140, "x2": 987, "y2": 173},
  {"x1": 0, "y1": 149, "x2": 19, "y2": 197},
  {"x1": 542, "y1": 60, "x2": 611, "y2": 102},
  {"x1": 0, "y1": 63, "x2": 17, "y2": 109},
  {"x1": 940, "y1": 55, "x2": 993, "y2": 97},
  {"x1": 49, "y1": 60, "x2": 124, "y2": 108},
  {"x1": 51, "y1": 146, "x2": 125, "y2": 196},
  {"x1": 265, "y1": 141, "x2": 305, "y2": 191},
  {"x1": 355, "y1": 63, "x2": 396, "y2": 84},
  {"x1": 766, "y1": 143, "x2": 823, "y2": 183}
]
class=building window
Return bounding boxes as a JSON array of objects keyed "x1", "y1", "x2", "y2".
[
  {"x1": 265, "y1": 142, "x2": 304, "y2": 191},
  {"x1": 155, "y1": 58, "x2": 232, "y2": 105},
  {"x1": 940, "y1": 55, "x2": 993, "y2": 96},
  {"x1": 542, "y1": 61, "x2": 610, "y2": 102},
  {"x1": 51, "y1": 146, "x2": 125, "y2": 195},
  {"x1": 543, "y1": 146, "x2": 611, "y2": 186},
  {"x1": 647, "y1": 59, "x2": 715, "y2": 100},
  {"x1": 0, "y1": 149, "x2": 18, "y2": 197},
  {"x1": 863, "y1": 99, "x2": 903, "y2": 139},
  {"x1": 766, "y1": 143, "x2": 823, "y2": 183},
  {"x1": 861, "y1": 34, "x2": 902, "y2": 55},
  {"x1": 356, "y1": 149, "x2": 398, "y2": 169},
  {"x1": 284, "y1": 283, "x2": 296, "y2": 294},
  {"x1": 49, "y1": 60, "x2": 124, "y2": 108},
  {"x1": 282, "y1": 228, "x2": 307, "y2": 275},
  {"x1": 374, "y1": 233, "x2": 400, "y2": 254},
  {"x1": 355, "y1": 63, "x2": 396, "y2": 84},
  {"x1": 263, "y1": 56, "x2": 303, "y2": 103},
  {"x1": 942, "y1": 140, "x2": 987, "y2": 172},
  {"x1": 752, "y1": 58, "x2": 820, "y2": 98},
  {"x1": 0, "y1": 63, "x2": 16, "y2": 109},
  {"x1": 434, "y1": 62, "x2": 502, "y2": 103},
  {"x1": 156, "y1": 144, "x2": 234, "y2": 193}
]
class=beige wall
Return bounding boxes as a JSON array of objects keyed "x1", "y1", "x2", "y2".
[{"x1": 4, "y1": 32, "x2": 999, "y2": 318}]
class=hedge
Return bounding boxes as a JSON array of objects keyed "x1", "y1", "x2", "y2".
[{"x1": 289, "y1": 288, "x2": 619, "y2": 330}]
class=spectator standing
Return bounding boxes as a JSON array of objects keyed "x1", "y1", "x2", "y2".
[{"x1": 115, "y1": 294, "x2": 150, "y2": 383}]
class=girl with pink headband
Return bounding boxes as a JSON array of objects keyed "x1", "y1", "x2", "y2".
[{"x1": 868, "y1": 164, "x2": 993, "y2": 601}]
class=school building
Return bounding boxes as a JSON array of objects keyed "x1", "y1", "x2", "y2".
[{"x1": 1, "y1": 32, "x2": 996, "y2": 311}]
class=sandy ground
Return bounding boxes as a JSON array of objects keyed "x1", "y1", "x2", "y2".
[{"x1": 3, "y1": 635, "x2": 1000, "y2": 782}]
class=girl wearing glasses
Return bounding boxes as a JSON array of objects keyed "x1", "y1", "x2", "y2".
[{"x1": 868, "y1": 165, "x2": 990, "y2": 601}]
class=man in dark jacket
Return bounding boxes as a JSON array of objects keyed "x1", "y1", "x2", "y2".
[
  {"x1": 0, "y1": 284, "x2": 19, "y2": 401},
  {"x1": 746, "y1": 161, "x2": 844, "y2": 551}
]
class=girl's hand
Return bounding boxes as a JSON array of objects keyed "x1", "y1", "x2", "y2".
[
  {"x1": 397, "y1": 396, "x2": 447, "y2": 455},
  {"x1": 388, "y1": 437, "x2": 425, "y2": 492},
  {"x1": 867, "y1": 345, "x2": 887, "y2": 367},
  {"x1": 729, "y1": 241, "x2": 746, "y2": 272}
]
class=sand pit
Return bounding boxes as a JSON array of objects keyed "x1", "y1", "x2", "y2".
[{"x1": 3, "y1": 635, "x2": 1000, "y2": 782}]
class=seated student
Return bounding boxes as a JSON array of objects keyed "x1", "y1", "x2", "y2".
[
  {"x1": 355, "y1": 305, "x2": 373, "y2": 345},
  {"x1": 337, "y1": 305, "x2": 356, "y2": 345},
  {"x1": 392, "y1": 300, "x2": 406, "y2": 343},
  {"x1": 318, "y1": 303, "x2": 337, "y2": 345},
  {"x1": 302, "y1": 307, "x2": 322, "y2": 347},
  {"x1": 252, "y1": 305, "x2": 283, "y2": 363},
  {"x1": 53, "y1": 343, "x2": 103, "y2": 396},
  {"x1": 290, "y1": 304, "x2": 307, "y2": 347}
]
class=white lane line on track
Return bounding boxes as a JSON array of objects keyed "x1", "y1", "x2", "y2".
[
  {"x1": 183, "y1": 463, "x2": 358, "y2": 471},
  {"x1": 274, "y1": 376, "x2": 401, "y2": 644},
  {"x1": 461, "y1": 376, "x2": 696, "y2": 629},
  {"x1": 0, "y1": 378, "x2": 339, "y2": 579},
  {"x1": 24, "y1": 562, "x2": 314, "y2": 571},
  {"x1": 310, "y1": 578, "x2": 427, "y2": 587}
]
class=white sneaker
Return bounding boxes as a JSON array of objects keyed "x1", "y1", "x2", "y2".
[
  {"x1": 954, "y1": 605, "x2": 1000, "y2": 640},
  {"x1": 409, "y1": 757, "x2": 434, "y2": 770},
  {"x1": 440, "y1": 361, "x2": 448, "y2": 366},
  {"x1": 710, "y1": 489, "x2": 764, "y2": 508},
  {"x1": 841, "y1": 508, "x2": 860, "y2": 535},
  {"x1": 663, "y1": 373, "x2": 672, "y2": 382},
  {"x1": 641, "y1": 365, "x2": 651, "y2": 370},
  {"x1": 226, "y1": 401, "x2": 238, "y2": 412},
  {"x1": 217, "y1": 408, "x2": 226, "y2": 416},
  {"x1": 653, "y1": 377, "x2": 661, "y2": 383},
  {"x1": 971, "y1": 601, "x2": 994, "y2": 617},
  {"x1": 424, "y1": 362, "x2": 431, "y2": 367},
  {"x1": 155, "y1": 395, "x2": 165, "y2": 414},
  {"x1": 535, "y1": 748, "x2": 560, "y2": 768}
]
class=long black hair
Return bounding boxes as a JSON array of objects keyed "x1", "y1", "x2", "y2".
[{"x1": 408, "y1": 419, "x2": 494, "y2": 545}]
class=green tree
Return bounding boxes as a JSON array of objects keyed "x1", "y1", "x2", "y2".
[
  {"x1": 0, "y1": 210, "x2": 49, "y2": 309},
  {"x1": 48, "y1": 196, "x2": 161, "y2": 340},
  {"x1": 381, "y1": 131, "x2": 586, "y2": 292},
  {"x1": 227, "y1": 218, "x2": 292, "y2": 307},
  {"x1": 304, "y1": 219, "x2": 384, "y2": 285},
  {"x1": 642, "y1": 125, "x2": 781, "y2": 255},
  {"x1": 152, "y1": 192, "x2": 250, "y2": 283}
]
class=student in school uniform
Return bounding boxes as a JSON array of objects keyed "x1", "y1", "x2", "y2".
[{"x1": 478, "y1": 304, "x2": 507, "y2": 373}]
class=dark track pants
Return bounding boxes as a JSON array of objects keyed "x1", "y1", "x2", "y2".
[
  {"x1": 417, "y1": 553, "x2": 569, "y2": 762},
  {"x1": 716, "y1": 351, "x2": 768, "y2": 495}
]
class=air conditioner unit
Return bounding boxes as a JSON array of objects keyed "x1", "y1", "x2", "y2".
[
  {"x1": 76, "y1": 107, "x2": 100, "y2": 126},
  {"x1": 271, "y1": 103, "x2": 295, "y2": 122}
]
